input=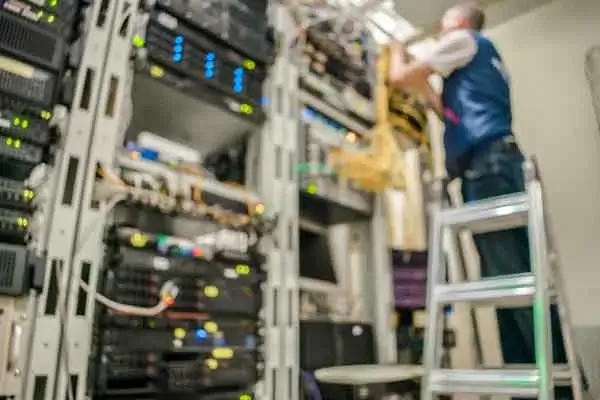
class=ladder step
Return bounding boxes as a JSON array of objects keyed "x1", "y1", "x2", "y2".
[
  {"x1": 430, "y1": 368, "x2": 571, "y2": 397},
  {"x1": 439, "y1": 193, "x2": 529, "y2": 233},
  {"x1": 496, "y1": 364, "x2": 572, "y2": 386},
  {"x1": 433, "y1": 273, "x2": 539, "y2": 306}
]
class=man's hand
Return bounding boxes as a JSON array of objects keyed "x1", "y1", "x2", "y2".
[
  {"x1": 388, "y1": 41, "x2": 435, "y2": 90},
  {"x1": 389, "y1": 40, "x2": 410, "y2": 63}
]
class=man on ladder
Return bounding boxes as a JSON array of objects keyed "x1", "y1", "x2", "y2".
[{"x1": 388, "y1": 2, "x2": 581, "y2": 399}]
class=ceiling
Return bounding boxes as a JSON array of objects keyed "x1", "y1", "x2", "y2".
[
  {"x1": 298, "y1": 0, "x2": 555, "y2": 46},
  {"x1": 393, "y1": 0, "x2": 556, "y2": 39}
]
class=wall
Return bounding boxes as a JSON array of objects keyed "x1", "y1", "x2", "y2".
[{"x1": 485, "y1": 0, "x2": 600, "y2": 391}]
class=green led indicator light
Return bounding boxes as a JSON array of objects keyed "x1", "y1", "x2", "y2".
[
  {"x1": 306, "y1": 184, "x2": 318, "y2": 195},
  {"x1": 132, "y1": 35, "x2": 145, "y2": 48}
]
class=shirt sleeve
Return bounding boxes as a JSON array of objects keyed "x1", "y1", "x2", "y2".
[{"x1": 414, "y1": 30, "x2": 478, "y2": 78}]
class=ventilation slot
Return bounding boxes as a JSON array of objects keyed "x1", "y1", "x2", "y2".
[
  {"x1": 0, "y1": 247, "x2": 17, "y2": 290},
  {"x1": 33, "y1": 375, "x2": 48, "y2": 400},
  {"x1": 0, "y1": 55, "x2": 55, "y2": 106}
]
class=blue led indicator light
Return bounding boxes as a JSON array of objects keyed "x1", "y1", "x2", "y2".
[
  {"x1": 195, "y1": 329, "x2": 207, "y2": 339},
  {"x1": 261, "y1": 97, "x2": 269, "y2": 106},
  {"x1": 174, "y1": 35, "x2": 184, "y2": 44},
  {"x1": 232, "y1": 66, "x2": 245, "y2": 93},
  {"x1": 245, "y1": 335, "x2": 256, "y2": 350},
  {"x1": 173, "y1": 45, "x2": 183, "y2": 53},
  {"x1": 204, "y1": 53, "x2": 216, "y2": 79},
  {"x1": 173, "y1": 53, "x2": 182, "y2": 62}
]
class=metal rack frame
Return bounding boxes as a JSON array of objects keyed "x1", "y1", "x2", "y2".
[
  {"x1": 22, "y1": 0, "x2": 125, "y2": 396},
  {"x1": 53, "y1": 0, "x2": 138, "y2": 397},
  {"x1": 12, "y1": 1, "x2": 398, "y2": 399},
  {"x1": 249, "y1": 5, "x2": 300, "y2": 399}
]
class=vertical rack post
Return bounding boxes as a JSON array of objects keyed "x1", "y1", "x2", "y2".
[
  {"x1": 23, "y1": 0, "x2": 123, "y2": 397},
  {"x1": 256, "y1": 3, "x2": 300, "y2": 400},
  {"x1": 369, "y1": 194, "x2": 398, "y2": 363},
  {"x1": 0, "y1": 295, "x2": 35, "y2": 397},
  {"x1": 53, "y1": 0, "x2": 137, "y2": 397}
]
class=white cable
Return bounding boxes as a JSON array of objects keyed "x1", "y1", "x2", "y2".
[
  {"x1": 73, "y1": 193, "x2": 126, "y2": 258},
  {"x1": 79, "y1": 279, "x2": 178, "y2": 316},
  {"x1": 73, "y1": 191, "x2": 180, "y2": 315}
]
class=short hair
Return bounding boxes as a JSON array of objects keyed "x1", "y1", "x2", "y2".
[{"x1": 453, "y1": 2, "x2": 486, "y2": 31}]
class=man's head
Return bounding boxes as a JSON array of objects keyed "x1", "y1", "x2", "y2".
[{"x1": 440, "y1": 2, "x2": 486, "y2": 34}]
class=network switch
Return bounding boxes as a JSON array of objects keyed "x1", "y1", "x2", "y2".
[
  {"x1": 0, "y1": 54, "x2": 57, "y2": 107},
  {"x1": 0, "y1": 0, "x2": 77, "y2": 38},
  {"x1": 92, "y1": 348, "x2": 258, "y2": 394},
  {"x1": 297, "y1": 107, "x2": 372, "y2": 223},
  {"x1": 299, "y1": 26, "x2": 373, "y2": 124},
  {"x1": 104, "y1": 232, "x2": 262, "y2": 316},
  {"x1": 1, "y1": 0, "x2": 78, "y2": 22},
  {"x1": 99, "y1": 316, "x2": 258, "y2": 352},
  {"x1": 0, "y1": 10, "x2": 68, "y2": 71},
  {"x1": 0, "y1": 133, "x2": 44, "y2": 164},
  {"x1": 0, "y1": 177, "x2": 34, "y2": 211},
  {"x1": 140, "y1": 10, "x2": 266, "y2": 109},
  {"x1": 0, "y1": 107, "x2": 51, "y2": 145},
  {"x1": 0, "y1": 206, "x2": 29, "y2": 243},
  {"x1": 300, "y1": 71, "x2": 374, "y2": 125},
  {"x1": 155, "y1": 0, "x2": 271, "y2": 63}
]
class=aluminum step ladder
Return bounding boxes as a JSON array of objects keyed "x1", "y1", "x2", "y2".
[{"x1": 421, "y1": 159, "x2": 583, "y2": 400}]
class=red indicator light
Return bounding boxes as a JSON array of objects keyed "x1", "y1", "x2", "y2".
[{"x1": 163, "y1": 296, "x2": 175, "y2": 306}]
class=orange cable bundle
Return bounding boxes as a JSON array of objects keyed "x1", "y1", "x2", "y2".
[{"x1": 327, "y1": 44, "x2": 406, "y2": 192}]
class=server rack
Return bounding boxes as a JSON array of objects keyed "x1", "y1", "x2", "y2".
[{"x1": 0, "y1": 1, "x2": 400, "y2": 400}]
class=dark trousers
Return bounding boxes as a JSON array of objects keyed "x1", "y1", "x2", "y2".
[{"x1": 458, "y1": 138, "x2": 572, "y2": 399}]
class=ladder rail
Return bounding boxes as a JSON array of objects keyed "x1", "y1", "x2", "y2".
[
  {"x1": 421, "y1": 158, "x2": 584, "y2": 400},
  {"x1": 541, "y1": 180, "x2": 584, "y2": 400},
  {"x1": 421, "y1": 179, "x2": 447, "y2": 400},
  {"x1": 524, "y1": 161, "x2": 554, "y2": 400}
]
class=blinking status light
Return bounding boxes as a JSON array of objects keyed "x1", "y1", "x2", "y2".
[
  {"x1": 233, "y1": 67, "x2": 244, "y2": 94},
  {"x1": 130, "y1": 232, "x2": 148, "y2": 248},
  {"x1": 204, "y1": 52, "x2": 215, "y2": 79},
  {"x1": 4, "y1": 137, "x2": 21, "y2": 149},
  {"x1": 162, "y1": 293, "x2": 175, "y2": 306},
  {"x1": 172, "y1": 35, "x2": 183, "y2": 63},
  {"x1": 195, "y1": 328, "x2": 208, "y2": 339}
]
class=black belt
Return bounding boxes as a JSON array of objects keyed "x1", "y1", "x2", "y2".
[
  {"x1": 453, "y1": 134, "x2": 519, "y2": 178},
  {"x1": 479, "y1": 134, "x2": 518, "y2": 153}
]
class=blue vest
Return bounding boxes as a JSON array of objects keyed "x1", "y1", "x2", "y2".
[{"x1": 442, "y1": 31, "x2": 512, "y2": 174}]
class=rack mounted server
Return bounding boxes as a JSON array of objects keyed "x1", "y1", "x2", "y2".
[
  {"x1": 92, "y1": 226, "x2": 263, "y2": 396},
  {"x1": 130, "y1": 1, "x2": 272, "y2": 156},
  {"x1": 90, "y1": 134, "x2": 267, "y2": 398},
  {"x1": 0, "y1": 0, "x2": 81, "y2": 296},
  {"x1": 298, "y1": 106, "x2": 372, "y2": 225},
  {"x1": 299, "y1": 25, "x2": 374, "y2": 125}
]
